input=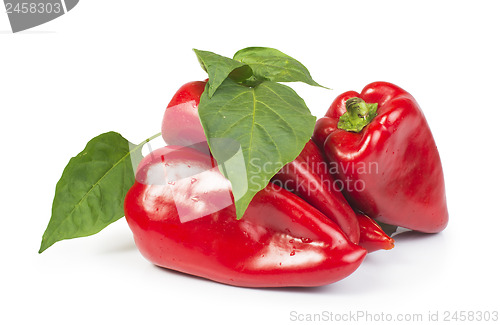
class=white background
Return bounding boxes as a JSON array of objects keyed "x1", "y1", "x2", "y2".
[{"x1": 1, "y1": 1, "x2": 499, "y2": 324}]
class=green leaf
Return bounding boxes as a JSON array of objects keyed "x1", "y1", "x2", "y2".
[
  {"x1": 39, "y1": 132, "x2": 159, "y2": 253},
  {"x1": 198, "y1": 79, "x2": 316, "y2": 219},
  {"x1": 194, "y1": 49, "x2": 253, "y2": 98},
  {"x1": 233, "y1": 47, "x2": 326, "y2": 88}
]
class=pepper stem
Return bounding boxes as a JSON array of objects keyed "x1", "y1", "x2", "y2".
[{"x1": 337, "y1": 97, "x2": 378, "y2": 132}]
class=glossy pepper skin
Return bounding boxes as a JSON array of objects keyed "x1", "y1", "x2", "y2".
[
  {"x1": 272, "y1": 140, "x2": 360, "y2": 244},
  {"x1": 356, "y1": 213, "x2": 394, "y2": 253},
  {"x1": 162, "y1": 81, "x2": 361, "y2": 243},
  {"x1": 313, "y1": 82, "x2": 448, "y2": 233},
  {"x1": 124, "y1": 146, "x2": 367, "y2": 288},
  {"x1": 161, "y1": 80, "x2": 209, "y2": 152}
]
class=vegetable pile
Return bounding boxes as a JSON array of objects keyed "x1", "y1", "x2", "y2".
[{"x1": 39, "y1": 47, "x2": 448, "y2": 287}]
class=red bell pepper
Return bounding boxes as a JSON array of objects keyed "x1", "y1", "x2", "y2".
[
  {"x1": 160, "y1": 82, "x2": 392, "y2": 248},
  {"x1": 161, "y1": 81, "x2": 360, "y2": 243},
  {"x1": 313, "y1": 82, "x2": 448, "y2": 233},
  {"x1": 124, "y1": 145, "x2": 367, "y2": 287},
  {"x1": 272, "y1": 140, "x2": 360, "y2": 244}
]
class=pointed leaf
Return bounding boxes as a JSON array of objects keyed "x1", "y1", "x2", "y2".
[
  {"x1": 198, "y1": 79, "x2": 316, "y2": 218},
  {"x1": 194, "y1": 49, "x2": 252, "y2": 97},
  {"x1": 39, "y1": 132, "x2": 157, "y2": 253},
  {"x1": 233, "y1": 47, "x2": 326, "y2": 88}
]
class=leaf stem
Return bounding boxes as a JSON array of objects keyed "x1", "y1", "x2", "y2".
[{"x1": 138, "y1": 132, "x2": 162, "y2": 147}]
